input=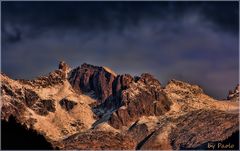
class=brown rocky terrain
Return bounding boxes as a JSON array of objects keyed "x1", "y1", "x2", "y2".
[
  {"x1": 228, "y1": 84, "x2": 239, "y2": 102},
  {"x1": 1, "y1": 61, "x2": 239, "y2": 150}
]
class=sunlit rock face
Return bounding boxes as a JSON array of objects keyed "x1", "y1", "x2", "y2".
[{"x1": 1, "y1": 61, "x2": 239, "y2": 150}]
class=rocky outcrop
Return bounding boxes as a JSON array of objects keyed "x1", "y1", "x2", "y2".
[
  {"x1": 1, "y1": 75, "x2": 26, "y2": 120},
  {"x1": 1, "y1": 77, "x2": 56, "y2": 117},
  {"x1": 182, "y1": 131, "x2": 239, "y2": 150},
  {"x1": 69, "y1": 65, "x2": 172, "y2": 128},
  {"x1": 108, "y1": 73, "x2": 172, "y2": 129},
  {"x1": 69, "y1": 63, "x2": 116, "y2": 102},
  {"x1": 19, "y1": 70, "x2": 66, "y2": 88},
  {"x1": 227, "y1": 84, "x2": 239, "y2": 101},
  {"x1": 1, "y1": 62, "x2": 239, "y2": 150},
  {"x1": 58, "y1": 130, "x2": 136, "y2": 150},
  {"x1": 1, "y1": 67, "x2": 96, "y2": 145},
  {"x1": 24, "y1": 89, "x2": 40, "y2": 107},
  {"x1": 58, "y1": 61, "x2": 71, "y2": 78},
  {"x1": 112, "y1": 74, "x2": 133, "y2": 99},
  {"x1": 165, "y1": 79, "x2": 204, "y2": 95},
  {"x1": 128, "y1": 121, "x2": 151, "y2": 144},
  {"x1": 32, "y1": 99, "x2": 56, "y2": 116},
  {"x1": 59, "y1": 99, "x2": 77, "y2": 111},
  {"x1": 58, "y1": 61, "x2": 70, "y2": 71},
  {"x1": 95, "y1": 74, "x2": 134, "y2": 112},
  {"x1": 139, "y1": 110, "x2": 239, "y2": 150}
]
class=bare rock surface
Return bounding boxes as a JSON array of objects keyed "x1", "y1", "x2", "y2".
[
  {"x1": 139, "y1": 110, "x2": 238, "y2": 150},
  {"x1": 1, "y1": 62, "x2": 239, "y2": 150},
  {"x1": 227, "y1": 84, "x2": 239, "y2": 101},
  {"x1": 58, "y1": 130, "x2": 136, "y2": 150},
  {"x1": 69, "y1": 63, "x2": 116, "y2": 102},
  {"x1": 59, "y1": 98, "x2": 77, "y2": 111},
  {"x1": 109, "y1": 73, "x2": 172, "y2": 129}
]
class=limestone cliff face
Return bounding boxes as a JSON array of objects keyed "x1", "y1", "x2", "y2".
[{"x1": 1, "y1": 62, "x2": 239, "y2": 150}]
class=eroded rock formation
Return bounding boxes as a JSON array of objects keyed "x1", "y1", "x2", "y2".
[
  {"x1": 58, "y1": 130, "x2": 136, "y2": 150},
  {"x1": 227, "y1": 84, "x2": 239, "y2": 101},
  {"x1": 1, "y1": 61, "x2": 239, "y2": 150},
  {"x1": 109, "y1": 73, "x2": 172, "y2": 129},
  {"x1": 59, "y1": 99, "x2": 77, "y2": 111},
  {"x1": 69, "y1": 63, "x2": 116, "y2": 102}
]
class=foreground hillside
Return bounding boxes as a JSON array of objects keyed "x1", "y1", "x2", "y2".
[{"x1": 1, "y1": 61, "x2": 239, "y2": 150}]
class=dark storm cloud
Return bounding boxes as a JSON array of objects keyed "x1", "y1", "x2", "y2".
[
  {"x1": 2, "y1": 1, "x2": 238, "y2": 41},
  {"x1": 1, "y1": 1, "x2": 239, "y2": 99}
]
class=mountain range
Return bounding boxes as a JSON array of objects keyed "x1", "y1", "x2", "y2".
[{"x1": 1, "y1": 61, "x2": 239, "y2": 150}]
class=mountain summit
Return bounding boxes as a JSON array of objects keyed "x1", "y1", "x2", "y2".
[{"x1": 1, "y1": 61, "x2": 239, "y2": 150}]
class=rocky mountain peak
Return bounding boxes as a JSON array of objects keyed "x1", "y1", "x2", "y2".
[
  {"x1": 227, "y1": 84, "x2": 239, "y2": 101},
  {"x1": 1, "y1": 62, "x2": 239, "y2": 150},
  {"x1": 139, "y1": 73, "x2": 161, "y2": 87},
  {"x1": 58, "y1": 61, "x2": 70, "y2": 71},
  {"x1": 101, "y1": 73, "x2": 170, "y2": 129},
  {"x1": 67, "y1": 63, "x2": 171, "y2": 129},
  {"x1": 103, "y1": 66, "x2": 117, "y2": 77},
  {"x1": 58, "y1": 61, "x2": 71, "y2": 79},
  {"x1": 166, "y1": 79, "x2": 203, "y2": 95},
  {"x1": 68, "y1": 63, "x2": 116, "y2": 102}
]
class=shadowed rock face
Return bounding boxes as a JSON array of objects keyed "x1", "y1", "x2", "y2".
[
  {"x1": 69, "y1": 63, "x2": 115, "y2": 102},
  {"x1": 138, "y1": 110, "x2": 239, "y2": 150},
  {"x1": 180, "y1": 131, "x2": 239, "y2": 150},
  {"x1": 1, "y1": 116, "x2": 53, "y2": 150},
  {"x1": 23, "y1": 89, "x2": 56, "y2": 116},
  {"x1": 33, "y1": 99, "x2": 56, "y2": 116},
  {"x1": 109, "y1": 73, "x2": 172, "y2": 129},
  {"x1": 59, "y1": 61, "x2": 70, "y2": 71},
  {"x1": 96, "y1": 74, "x2": 134, "y2": 111},
  {"x1": 24, "y1": 89, "x2": 40, "y2": 107},
  {"x1": 227, "y1": 84, "x2": 239, "y2": 101},
  {"x1": 169, "y1": 110, "x2": 239, "y2": 150},
  {"x1": 59, "y1": 99, "x2": 77, "y2": 111},
  {"x1": 69, "y1": 64, "x2": 172, "y2": 129},
  {"x1": 112, "y1": 74, "x2": 133, "y2": 101}
]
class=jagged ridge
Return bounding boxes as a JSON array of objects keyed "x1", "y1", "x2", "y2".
[{"x1": 1, "y1": 61, "x2": 239, "y2": 150}]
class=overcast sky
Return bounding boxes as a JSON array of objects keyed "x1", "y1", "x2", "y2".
[{"x1": 2, "y1": 1, "x2": 239, "y2": 99}]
